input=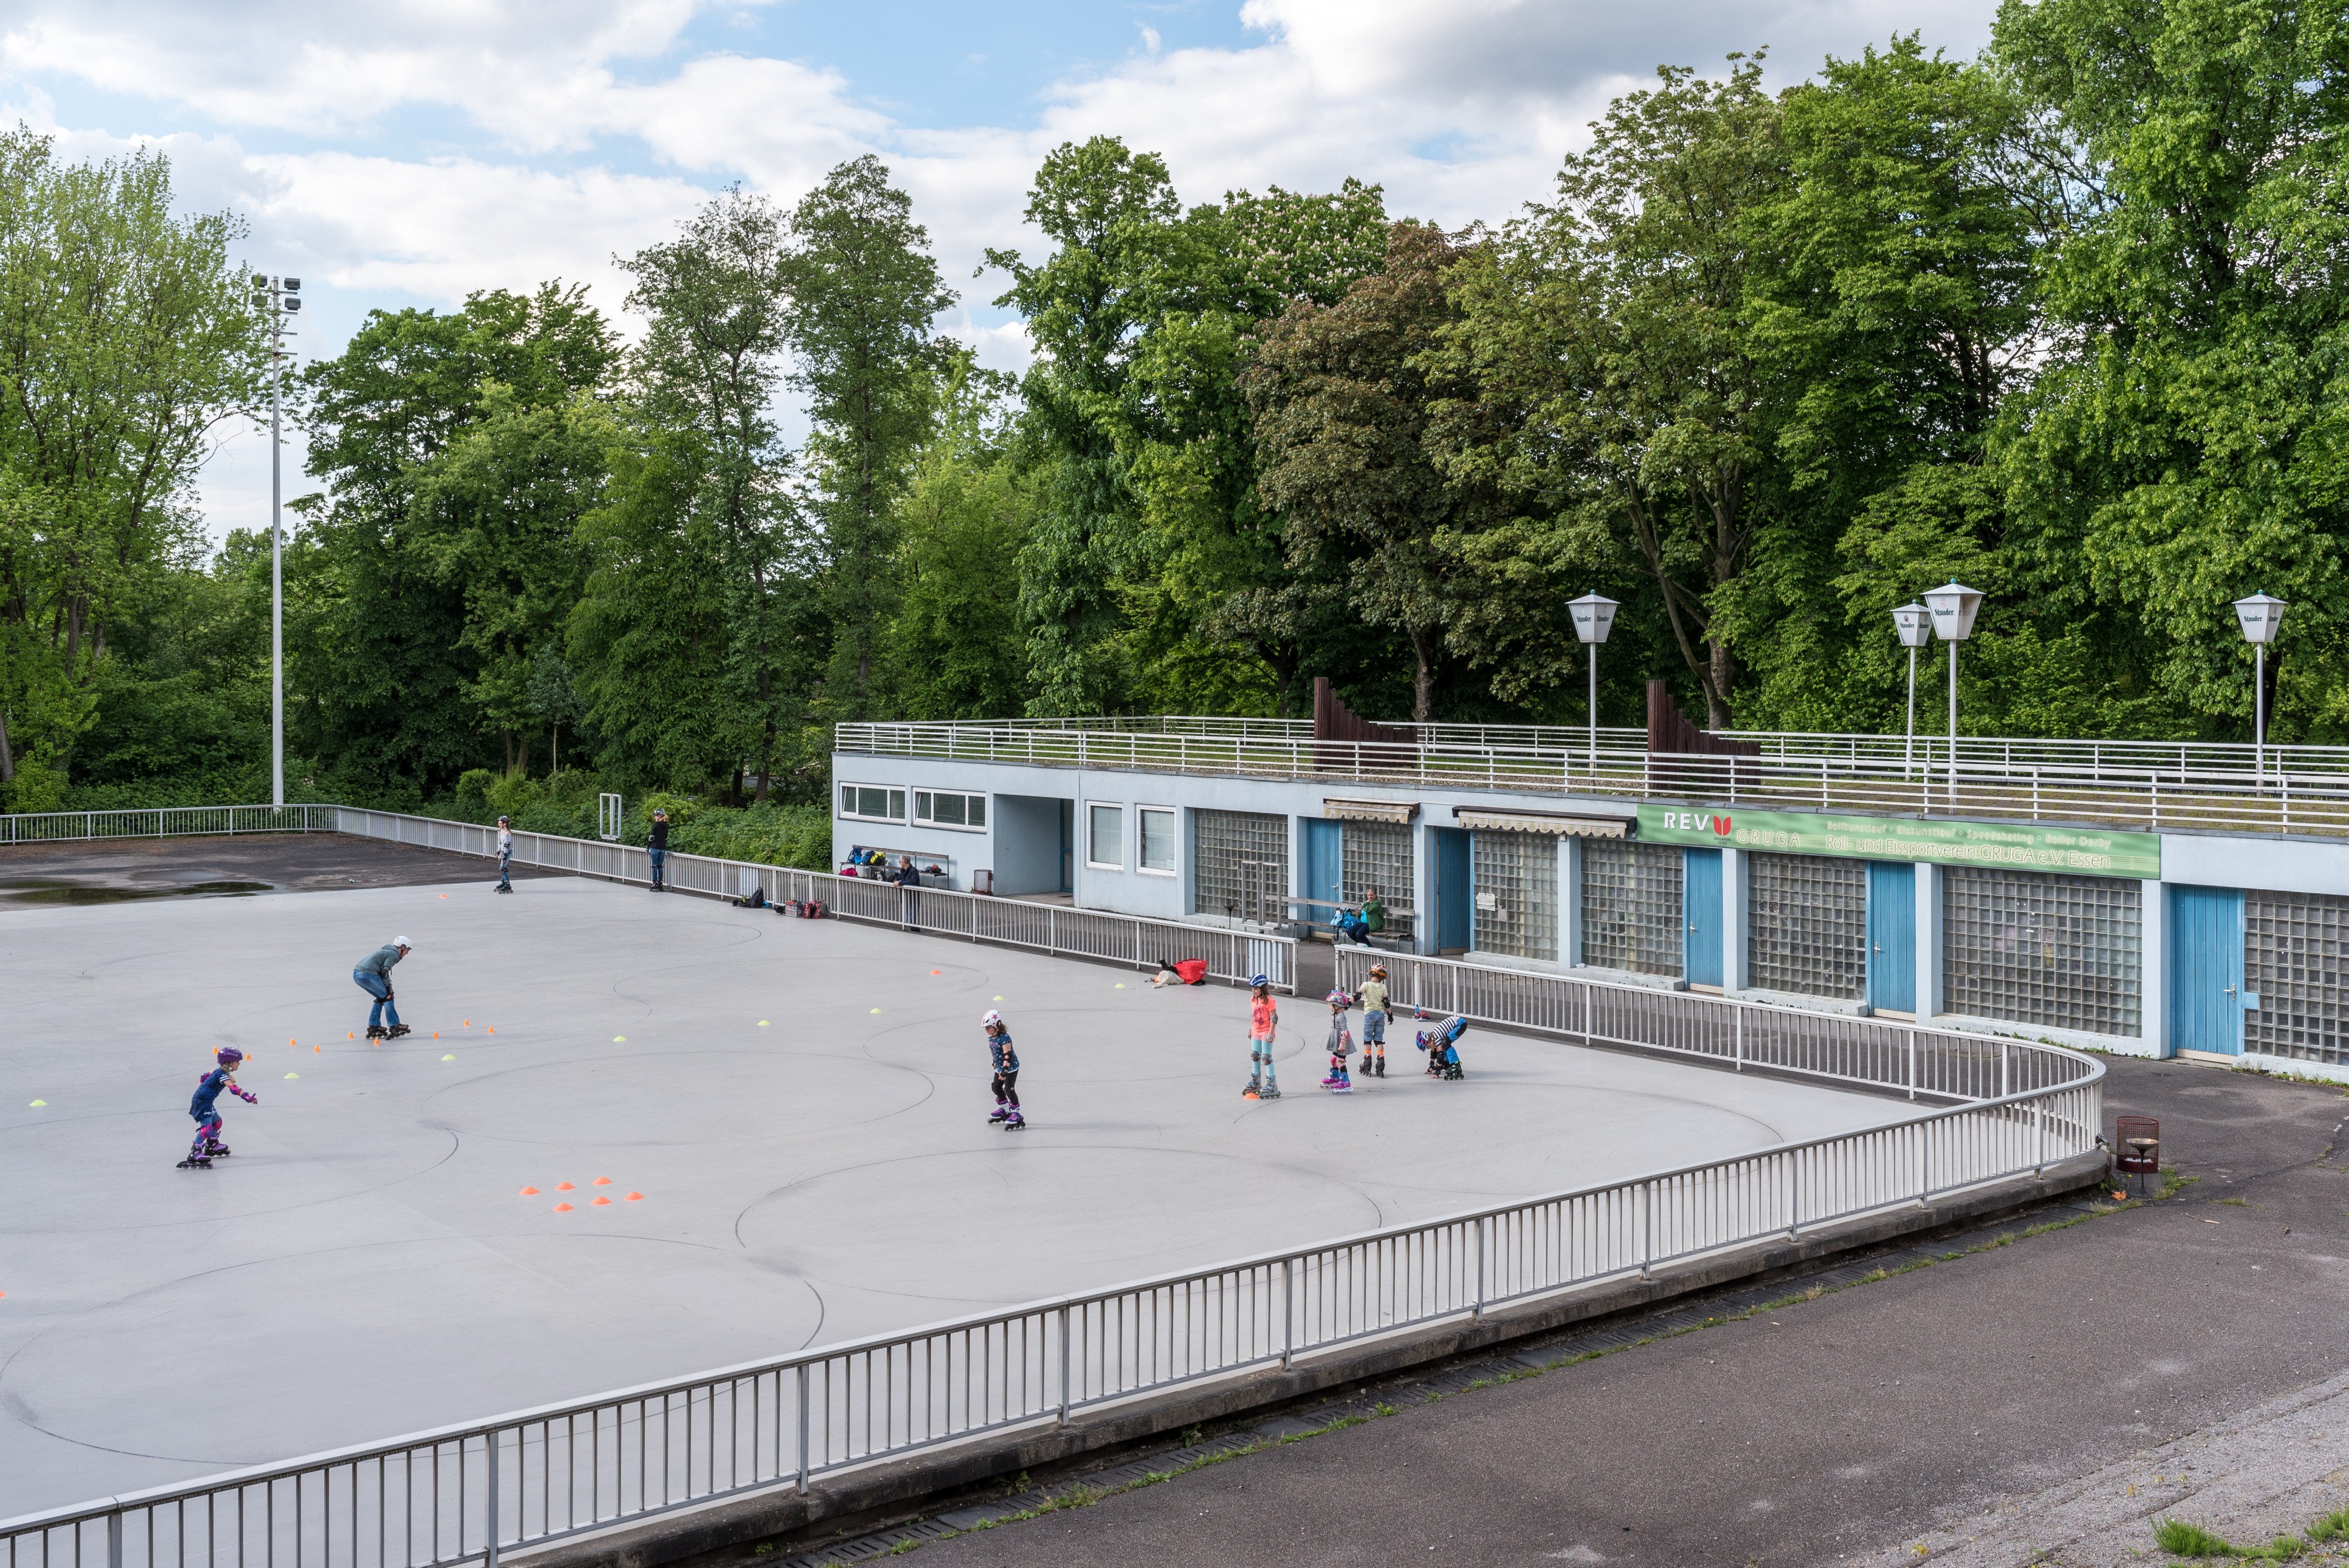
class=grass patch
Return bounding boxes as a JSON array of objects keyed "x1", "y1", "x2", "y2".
[{"x1": 2153, "y1": 1516, "x2": 2307, "y2": 1559}]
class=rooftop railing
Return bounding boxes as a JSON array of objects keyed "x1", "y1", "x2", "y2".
[{"x1": 836, "y1": 721, "x2": 2349, "y2": 837}]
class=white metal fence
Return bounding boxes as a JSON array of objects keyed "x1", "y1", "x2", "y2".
[
  {"x1": 0, "y1": 804, "x2": 337, "y2": 844},
  {"x1": 327, "y1": 808, "x2": 1297, "y2": 992},
  {"x1": 0, "y1": 985, "x2": 2099, "y2": 1568},
  {"x1": 836, "y1": 721, "x2": 2349, "y2": 837}
]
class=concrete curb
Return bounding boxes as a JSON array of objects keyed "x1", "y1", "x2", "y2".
[{"x1": 518, "y1": 1152, "x2": 2108, "y2": 1568}]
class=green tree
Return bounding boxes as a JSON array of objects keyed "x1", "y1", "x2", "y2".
[
  {"x1": 0, "y1": 128, "x2": 261, "y2": 801},
  {"x1": 787, "y1": 156, "x2": 957, "y2": 716},
  {"x1": 1993, "y1": 0, "x2": 2349, "y2": 738}
]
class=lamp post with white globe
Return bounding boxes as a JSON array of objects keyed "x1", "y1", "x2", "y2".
[
  {"x1": 1922, "y1": 583, "x2": 1984, "y2": 806},
  {"x1": 1567, "y1": 592, "x2": 1620, "y2": 781},
  {"x1": 1892, "y1": 602, "x2": 1931, "y2": 779},
  {"x1": 2233, "y1": 592, "x2": 2287, "y2": 781}
]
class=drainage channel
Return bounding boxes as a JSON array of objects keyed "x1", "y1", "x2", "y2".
[{"x1": 709, "y1": 1189, "x2": 2123, "y2": 1568}]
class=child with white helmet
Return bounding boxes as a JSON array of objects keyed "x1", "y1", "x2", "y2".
[
  {"x1": 1358, "y1": 963, "x2": 1391, "y2": 1077},
  {"x1": 981, "y1": 1010, "x2": 1025, "y2": 1130},
  {"x1": 1320, "y1": 990, "x2": 1357, "y2": 1093}
]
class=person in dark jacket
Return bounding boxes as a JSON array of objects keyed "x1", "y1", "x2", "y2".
[
  {"x1": 647, "y1": 809, "x2": 670, "y2": 891},
  {"x1": 894, "y1": 853, "x2": 922, "y2": 931}
]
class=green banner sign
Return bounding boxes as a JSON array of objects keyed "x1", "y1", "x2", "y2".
[{"x1": 1635, "y1": 803, "x2": 2160, "y2": 879}]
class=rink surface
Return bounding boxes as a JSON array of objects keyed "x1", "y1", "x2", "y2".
[{"x1": 0, "y1": 870, "x2": 1930, "y2": 1515}]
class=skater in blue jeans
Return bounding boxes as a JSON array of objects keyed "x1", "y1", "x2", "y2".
[
  {"x1": 647, "y1": 809, "x2": 669, "y2": 891},
  {"x1": 355, "y1": 936, "x2": 412, "y2": 1041}
]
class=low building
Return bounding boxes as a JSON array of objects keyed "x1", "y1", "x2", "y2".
[{"x1": 833, "y1": 692, "x2": 2349, "y2": 1080}]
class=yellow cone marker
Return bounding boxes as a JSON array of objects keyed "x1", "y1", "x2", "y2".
[
  {"x1": 993, "y1": 995, "x2": 1004, "y2": 1002},
  {"x1": 29, "y1": 1099, "x2": 45, "y2": 1108},
  {"x1": 1113, "y1": 983, "x2": 1126, "y2": 989},
  {"x1": 284, "y1": 1072, "x2": 299, "y2": 1080},
  {"x1": 442, "y1": 1054, "x2": 455, "y2": 1062},
  {"x1": 758, "y1": 1020, "x2": 769, "y2": 1026},
  {"x1": 870, "y1": 1008, "x2": 882, "y2": 1014},
  {"x1": 613, "y1": 1035, "x2": 627, "y2": 1042}
]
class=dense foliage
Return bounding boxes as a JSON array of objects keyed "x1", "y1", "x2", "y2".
[{"x1": 6, "y1": 0, "x2": 2348, "y2": 830}]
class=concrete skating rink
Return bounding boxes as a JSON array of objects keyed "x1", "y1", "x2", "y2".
[{"x1": 0, "y1": 870, "x2": 1931, "y2": 1515}]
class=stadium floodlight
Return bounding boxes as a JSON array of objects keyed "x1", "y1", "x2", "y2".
[{"x1": 1892, "y1": 603, "x2": 1931, "y2": 776}]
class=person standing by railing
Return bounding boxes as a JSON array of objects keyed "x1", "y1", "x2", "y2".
[
  {"x1": 355, "y1": 937, "x2": 411, "y2": 1040},
  {"x1": 495, "y1": 816, "x2": 514, "y2": 894},
  {"x1": 647, "y1": 809, "x2": 669, "y2": 891}
]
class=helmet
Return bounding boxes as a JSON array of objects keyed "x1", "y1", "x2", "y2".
[
  {"x1": 1368, "y1": 964, "x2": 1387, "y2": 978},
  {"x1": 1248, "y1": 974, "x2": 1269, "y2": 988},
  {"x1": 216, "y1": 1048, "x2": 244, "y2": 1067},
  {"x1": 1325, "y1": 989, "x2": 1351, "y2": 1006},
  {"x1": 393, "y1": 935, "x2": 412, "y2": 948},
  {"x1": 980, "y1": 1010, "x2": 1002, "y2": 1028}
]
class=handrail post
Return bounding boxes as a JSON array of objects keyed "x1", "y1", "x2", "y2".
[
  {"x1": 1734, "y1": 1008, "x2": 1744, "y2": 1072},
  {"x1": 485, "y1": 1425, "x2": 502, "y2": 1568},
  {"x1": 796, "y1": 1363, "x2": 810, "y2": 1493},
  {"x1": 1640, "y1": 1180, "x2": 1653, "y2": 1278},
  {"x1": 107, "y1": 1509, "x2": 122, "y2": 1568},
  {"x1": 1474, "y1": 1216, "x2": 1487, "y2": 1322},
  {"x1": 1281, "y1": 1257, "x2": 1295, "y2": 1369},
  {"x1": 1907, "y1": 1029, "x2": 1916, "y2": 1100},
  {"x1": 2035, "y1": 1096, "x2": 2047, "y2": 1176},
  {"x1": 1058, "y1": 1305, "x2": 1072, "y2": 1426}
]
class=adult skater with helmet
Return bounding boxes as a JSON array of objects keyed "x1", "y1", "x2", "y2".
[
  {"x1": 355, "y1": 937, "x2": 413, "y2": 1041},
  {"x1": 981, "y1": 1010, "x2": 1025, "y2": 1129},
  {"x1": 179, "y1": 1048, "x2": 257, "y2": 1169}
]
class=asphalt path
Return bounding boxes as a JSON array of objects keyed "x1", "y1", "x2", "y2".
[
  {"x1": 904, "y1": 1056, "x2": 2349, "y2": 1568},
  {"x1": 0, "y1": 831, "x2": 556, "y2": 904}
]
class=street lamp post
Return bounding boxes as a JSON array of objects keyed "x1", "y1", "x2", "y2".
[
  {"x1": 250, "y1": 274, "x2": 302, "y2": 807},
  {"x1": 1892, "y1": 603, "x2": 1931, "y2": 779},
  {"x1": 1567, "y1": 593, "x2": 1620, "y2": 783},
  {"x1": 2232, "y1": 592, "x2": 2287, "y2": 782},
  {"x1": 1921, "y1": 583, "x2": 1984, "y2": 807}
]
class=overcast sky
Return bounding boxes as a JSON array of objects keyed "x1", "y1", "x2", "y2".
[{"x1": 0, "y1": 0, "x2": 2003, "y2": 544}]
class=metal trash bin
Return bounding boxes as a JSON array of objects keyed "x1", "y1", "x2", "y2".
[{"x1": 2115, "y1": 1114, "x2": 2159, "y2": 1195}]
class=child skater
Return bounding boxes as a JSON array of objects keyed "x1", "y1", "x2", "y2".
[
  {"x1": 1357, "y1": 963, "x2": 1391, "y2": 1078},
  {"x1": 1320, "y1": 990, "x2": 1357, "y2": 1093},
  {"x1": 1243, "y1": 975, "x2": 1281, "y2": 1100},
  {"x1": 179, "y1": 1048, "x2": 257, "y2": 1169},
  {"x1": 982, "y1": 1010, "x2": 1025, "y2": 1130}
]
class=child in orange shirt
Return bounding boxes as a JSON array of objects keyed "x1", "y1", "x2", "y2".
[{"x1": 1243, "y1": 975, "x2": 1281, "y2": 1101}]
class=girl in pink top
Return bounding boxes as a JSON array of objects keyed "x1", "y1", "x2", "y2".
[{"x1": 1244, "y1": 976, "x2": 1281, "y2": 1100}]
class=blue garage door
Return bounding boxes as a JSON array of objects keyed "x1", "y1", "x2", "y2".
[
  {"x1": 1302, "y1": 818, "x2": 1344, "y2": 934},
  {"x1": 1433, "y1": 827, "x2": 1472, "y2": 953},
  {"x1": 2169, "y1": 885, "x2": 2244, "y2": 1055},
  {"x1": 1684, "y1": 847, "x2": 1723, "y2": 987},
  {"x1": 1867, "y1": 862, "x2": 1916, "y2": 1014}
]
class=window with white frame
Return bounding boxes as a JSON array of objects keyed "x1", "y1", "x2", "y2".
[
  {"x1": 1138, "y1": 806, "x2": 1177, "y2": 874},
  {"x1": 839, "y1": 783, "x2": 906, "y2": 823},
  {"x1": 1086, "y1": 803, "x2": 1124, "y2": 869},
  {"x1": 914, "y1": 789, "x2": 988, "y2": 831}
]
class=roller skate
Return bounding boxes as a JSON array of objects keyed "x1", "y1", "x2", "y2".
[
  {"x1": 1374, "y1": 1054, "x2": 1386, "y2": 1078},
  {"x1": 496, "y1": 882, "x2": 513, "y2": 895},
  {"x1": 203, "y1": 1140, "x2": 231, "y2": 1158},
  {"x1": 1320, "y1": 1072, "x2": 1342, "y2": 1090},
  {"x1": 1002, "y1": 1109, "x2": 1027, "y2": 1130},
  {"x1": 386, "y1": 1024, "x2": 412, "y2": 1039},
  {"x1": 365, "y1": 1024, "x2": 388, "y2": 1041},
  {"x1": 988, "y1": 1105, "x2": 1011, "y2": 1123},
  {"x1": 1330, "y1": 1075, "x2": 1352, "y2": 1095},
  {"x1": 1256, "y1": 1082, "x2": 1282, "y2": 1100},
  {"x1": 1243, "y1": 1079, "x2": 1263, "y2": 1099},
  {"x1": 176, "y1": 1154, "x2": 213, "y2": 1169}
]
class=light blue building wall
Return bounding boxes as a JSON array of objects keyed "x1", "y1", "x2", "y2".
[{"x1": 833, "y1": 748, "x2": 2349, "y2": 1080}]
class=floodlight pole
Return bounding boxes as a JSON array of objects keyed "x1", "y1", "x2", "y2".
[
  {"x1": 270, "y1": 297, "x2": 284, "y2": 809},
  {"x1": 1946, "y1": 640, "x2": 1958, "y2": 807},
  {"x1": 1587, "y1": 642, "x2": 1598, "y2": 779},
  {"x1": 1906, "y1": 644, "x2": 1917, "y2": 778}
]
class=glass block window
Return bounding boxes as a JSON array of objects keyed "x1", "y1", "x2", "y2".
[
  {"x1": 2246, "y1": 891, "x2": 2349, "y2": 1065},
  {"x1": 1581, "y1": 840, "x2": 1682, "y2": 977},
  {"x1": 1472, "y1": 830, "x2": 1559, "y2": 960},
  {"x1": 1747, "y1": 853, "x2": 1867, "y2": 1001},
  {"x1": 1944, "y1": 869, "x2": 2140, "y2": 1037},
  {"x1": 1194, "y1": 809, "x2": 1288, "y2": 920},
  {"x1": 1341, "y1": 822, "x2": 1413, "y2": 909}
]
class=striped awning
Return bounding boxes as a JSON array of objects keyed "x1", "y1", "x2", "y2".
[
  {"x1": 1322, "y1": 798, "x2": 1419, "y2": 823},
  {"x1": 1452, "y1": 808, "x2": 1631, "y2": 837}
]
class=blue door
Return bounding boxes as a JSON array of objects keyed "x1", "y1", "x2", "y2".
[
  {"x1": 2169, "y1": 885, "x2": 2245, "y2": 1055},
  {"x1": 1303, "y1": 818, "x2": 1344, "y2": 933},
  {"x1": 1434, "y1": 827, "x2": 1472, "y2": 953},
  {"x1": 1684, "y1": 847, "x2": 1723, "y2": 987},
  {"x1": 1867, "y1": 862, "x2": 1916, "y2": 1014}
]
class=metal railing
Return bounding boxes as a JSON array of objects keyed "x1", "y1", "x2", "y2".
[
  {"x1": 1334, "y1": 948, "x2": 2084, "y2": 1103},
  {"x1": 328, "y1": 809, "x2": 1297, "y2": 993},
  {"x1": 0, "y1": 804, "x2": 336, "y2": 844},
  {"x1": 834, "y1": 722, "x2": 2349, "y2": 837},
  {"x1": 2, "y1": 970, "x2": 2100, "y2": 1568}
]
